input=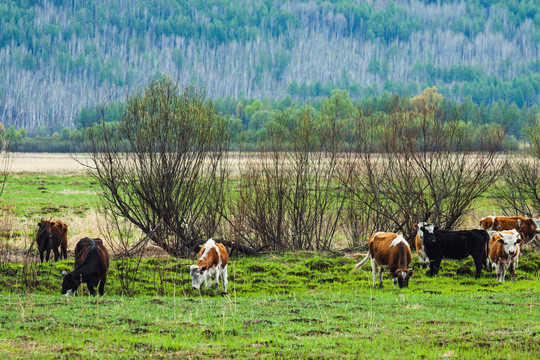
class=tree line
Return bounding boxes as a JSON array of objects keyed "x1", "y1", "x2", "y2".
[{"x1": 2, "y1": 86, "x2": 532, "y2": 152}]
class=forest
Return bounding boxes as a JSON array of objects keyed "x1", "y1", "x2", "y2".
[{"x1": 1, "y1": 0, "x2": 540, "y2": 134}]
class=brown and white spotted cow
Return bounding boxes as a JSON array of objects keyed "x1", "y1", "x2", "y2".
[
  {"x1": 479, "y1": 216, "x2": 537, "y2": 243},
  {"x1": 488, "y1": 230, "x2": 523, "y2": 282},
  {"x1": 414, "y1": 222, "x2": 436, "y2": 269},
  {"x1": 188, "y1": 239, "x2": 228, "y2": 295},
  {"x1": 354, "y1": 232, "x2": 413, "y2": 289}
]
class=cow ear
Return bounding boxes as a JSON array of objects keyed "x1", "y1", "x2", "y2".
[
  {"x1": 390, "y1": 271, "x2": 397, "y2": 278},
  {"x1": 434, "y1": 226, "x2": 439, "y2": 231},
  {"x1": 408, "y1": 270, "x2": 414, "y2": 277},
  {"x1": 497, "y1": 238, "x2": 505, "y2": 244},
  {"x1": 413, "y1": 224, "x2": 418, "y2": 230}
]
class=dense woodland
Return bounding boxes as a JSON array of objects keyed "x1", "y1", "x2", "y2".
[{"x1": 1, "y1": 0, "x2": 540, "y2": 137}]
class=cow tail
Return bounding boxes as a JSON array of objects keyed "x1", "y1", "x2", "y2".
[{"x1": 353, "y1": 252, "x2": 371, "y2": 270}]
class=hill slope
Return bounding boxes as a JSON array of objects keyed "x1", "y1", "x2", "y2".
[{"x1": 1, "y1": 0, "x2": 539, "y2": 130}]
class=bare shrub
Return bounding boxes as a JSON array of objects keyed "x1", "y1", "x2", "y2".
[
  {"x1": 342, "y1": 93, "x2": 504, "y2": 244},
  {"x1": 85, "y1": 77, "x2": 230, "y2": 256},
  {"x1": 229, "y1": 99, "x2": 346, "y2": 251},
  {"x1": 493, "y1": 118, "x2": 540, "y2": 218}
]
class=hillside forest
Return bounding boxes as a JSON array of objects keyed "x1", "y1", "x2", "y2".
[{"x1": 1, "y1": 0, "x2": 540, "y2": 148}]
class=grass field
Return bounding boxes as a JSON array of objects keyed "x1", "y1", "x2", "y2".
[
  {"x1": 0, "y1": 253, "x2": 539, "y2": 359},
  {"x1": 0, "y1": 154, "x2": 539, "y2": 358}
]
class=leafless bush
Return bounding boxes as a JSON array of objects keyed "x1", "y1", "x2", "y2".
[
  {"x1": 229, "y1": 101, "x2": 346, "y2": 251},
  {"x1": 342, "y1": 93, "x2": 504, "y2": 244},
  {"x1": 493, "y1": 118, "x2": 540, "y2": 217},
  {"x1": 85, "y1": 77, "x2": 230, "y2": 256}
]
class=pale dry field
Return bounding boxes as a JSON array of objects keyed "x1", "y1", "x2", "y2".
[{"x1": 10, "y1": 153, "x2": 92, "y2": 174}]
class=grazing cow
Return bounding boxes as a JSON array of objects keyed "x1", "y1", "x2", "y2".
[
  {"x1": 479, "y1": 216, "x2": 537, "y2": 243},
  {"x1": 188, "y1": 239, "x2": 228, "y2": 295},
  {"x1": 61, "y1": 237, "x2": 109, "y2": 296},
  {"x1": 488, "y1": 230, "x2": 523, "y2": 282},
  {"x1": 36, "y1": 220, "x2": 68, "y2": 262},
  {"x1": 354, "y1": 232, "x2": 413, "y2": 289},
  {"x1": 414, "y1": 222, "x2": 436, "y2": 269},
  {"x1": 421, "y1": 227, "x2": 489, "y2": 278}
]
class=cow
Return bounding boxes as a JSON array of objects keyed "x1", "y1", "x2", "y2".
[
  {"x1": 188, "y1": 239, "x2": 228, "y2": 296},
  {"x1": 421, "y1": 227, "x2": 489, "y2": 278},
  {"x1": 36, "y1": 220, "x2": 68, "y2": 262},
  {"x1": 353, "y1": 232, "x2": 413, "y2": 289},
  {"x1": 488, "y1": 230, "x2": 523, "y2": 282},
  {"x1": 61, "y1": 237, "x2": 109, "y2": 296},
  {"x1": 414, "y1": 222, "x2": 436, "y2": 269},
  {"x1": 479, "y1": 216, "x2": 538, "y2": 243}
]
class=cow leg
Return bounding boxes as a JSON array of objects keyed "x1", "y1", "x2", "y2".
[
  {"x1": 378, "y1": 267, "x2": 384, "y2": 289},
  {"x1": 45, "y1": 248, "x2": 51, "y2": 262},
  {"x1": 473, "y1": 256, "x2": 483, "y2": 278},
  {"x1": 39, "y1": 251, "x2": 44, "y2": 263},
  {"x1": 205, "y1": 278, "x2": 212, "y2": 290},
  {"x1": 428, "y1": 260, "x2": 439, "y2": 276},
  {"x1": 53, "y1": 248, "x2": 60, "y2": 262},
  {"x1": 99, "y1": 275, "x2": 107, "y2": 296},
  {"x1": 87, "y1": 282, "x2": 96, "y2": 296},
  {"x1": 491, "y1": 262, "x2": 499, "y2": 280},
  {"x1": 214, "y1": 271, "x2": 221, "y2": 296},
  {"x1": 497, "y1": 262, "x2": 505, "y2": 282},
  {"x1": 221, "y1": 267, "x2": 228, "y2": 294},
  {"x1": 61, "y1": 244, "x2": 68, "y2": 260},
  {"x1": 370, "y1": 259, "x2": 377, "y2": 288},
  {"x1": 509, "y1": 261, "x2": 516, "y2": 282}
]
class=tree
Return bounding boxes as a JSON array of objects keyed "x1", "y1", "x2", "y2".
[
  {"x1": 85, "y1": 76, "x2": 230, "y2": 256},
  {"x1": 493, "y1": 114, "x2": 540, "y2": 219},
  {"x1": 342, "y1": 95, "x2": 504, "y2": 244}
]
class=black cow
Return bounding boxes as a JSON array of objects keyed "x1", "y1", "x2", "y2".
[
  {"x1": 61, "y1": 237, "x2": 109, "y2": 296},
  {"x1": 421, "y1": 228, "x2": 489, "y2": 278}
]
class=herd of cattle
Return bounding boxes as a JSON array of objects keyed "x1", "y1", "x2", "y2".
[{"x1": 35, "y1": 215, "x2": 539, "y2": 296}]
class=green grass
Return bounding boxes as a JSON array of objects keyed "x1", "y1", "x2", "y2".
[
  {"x1": 0, "y1": 253, "x2": 538, "y2": 358},
  {"x1": 2, "y1": 173, "x2": 98, "y2": 218},
  {"x1": 1, "y1": 173, "x2": 539, "y2": 358}
]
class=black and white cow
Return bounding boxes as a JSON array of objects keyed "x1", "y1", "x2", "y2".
[{"x1": 421, "y1": 227, "x2": 489, "y2": 278}]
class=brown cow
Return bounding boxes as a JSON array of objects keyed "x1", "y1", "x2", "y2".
[
  {"x1": 354, "y1": 232, "x2": 413, "y2": 288},
  {"x1": 36, "y1": 220, "x2": 68, "y2": 262},
  {"x1": 479, "y1": 216, "x2": 537, "y2": 243},
  {"x1": 488, "y1": 230, "x2": 523, "y2": 282},
  {"x1": 188, "y1": 239, "x2": 228, "y2": 295},
  {"x1": 61, "y1": 237, "x2": 109, "y2": 296}
]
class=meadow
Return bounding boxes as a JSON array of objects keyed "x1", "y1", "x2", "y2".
[{"x1": 0, "y1": 154, "x2": 539, "y2": 359}]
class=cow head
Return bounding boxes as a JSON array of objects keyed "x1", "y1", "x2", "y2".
[
  {"x1": 420, "y1": 225, "x2": 437, "y2": 244},
  {"x1": 391, "y1": 269, "x2": 414, "y2": 288},
  {"x1": 188, "y1": 265, "x2": 208, "y2": 290},
  {"x1": 37, "y1": 220, "x2": 53, "y2": 243},
  {"x1": 60, "y1": 271, "x2": 81, "y2": 296},
  {"x1": 497, "y1": 230, "x2": 522, "y2": 257}
]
